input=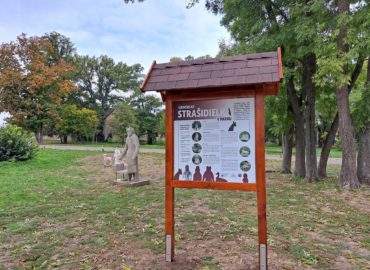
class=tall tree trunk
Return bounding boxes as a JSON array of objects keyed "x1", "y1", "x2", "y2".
[
  {"x1": 318, "y1": 114, "x2": 339, "y2": 178},
  {"x1": 336, "y1": 0, "x2": 360, "y2": 189},
  {"x1": 357, "y1": 59, "x2": 370, "y2": 184},
  {"x1": 336, "y1": 87, "x2": 360, "y2": 188},
  {"x1": 287, "y1": 77, "x2": 306, "y2": 177},
  {"x1": 303, "y1": 53, "x2": 318, "y2": 181},
  {"x1": 35, "y1": 132, "x2": 41, "y2": 144},
  {"x1": 34, "y1": 124, "x2": 44, "y2": 144},
  {"x1": 281, "y1": 128, "x2": 293, "y2": 174},
  {"x1": 357, "y1": 122, "x2": 370, "y2": 184},
  {"x1": 318, "y1": 55, "x2": 365, "y2": 179}
]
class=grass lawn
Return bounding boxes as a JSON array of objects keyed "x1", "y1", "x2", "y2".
[
  {"x1": 43, "y1": 140, "x2": 166, "y2": 149},
  {"x1": 43, "y1": 140, "x2": 341, "y2": 157},
  {"x1": 265, "y1": 145, "x2": 343, "y2": 158},
  {"x1": 1, "y1": 150, "x2": 368, "y2": 269}
]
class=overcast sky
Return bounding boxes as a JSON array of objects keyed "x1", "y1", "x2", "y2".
[{"x1": 0, "y1": 0, "x2": 229, "y2": 125}]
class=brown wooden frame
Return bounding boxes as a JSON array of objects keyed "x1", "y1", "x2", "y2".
[{"x1": 164, "y1": 88, "x2": 268, "y2": 269}]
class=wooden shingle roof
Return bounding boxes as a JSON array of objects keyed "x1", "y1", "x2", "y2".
[{"x1": 141, "y1": 49, "x2": 283, "y2": 93}]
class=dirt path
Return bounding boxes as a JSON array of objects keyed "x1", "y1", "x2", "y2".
[{"x1": 40, "y1": 144, "x2": 342, "y2": 164}]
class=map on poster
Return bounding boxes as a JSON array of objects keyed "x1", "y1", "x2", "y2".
[{"x1": 173, "y1": 98, "x2": 256, "y2": 183}]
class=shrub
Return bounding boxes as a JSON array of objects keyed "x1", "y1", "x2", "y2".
[{"x1": 0, "y1": 125, "x2": 38, "y2": 161}]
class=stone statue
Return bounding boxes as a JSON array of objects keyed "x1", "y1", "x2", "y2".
[
  {"x1": 121, "y1": 127, "x2": 140, "y2": 181},
  {"x1": 113, "y1": 147, "x2": 121, "y2": 166}
]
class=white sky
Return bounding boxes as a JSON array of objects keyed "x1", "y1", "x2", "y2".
[{"x1": 0, "y1": 0, "x2": 230, "y2": 125}]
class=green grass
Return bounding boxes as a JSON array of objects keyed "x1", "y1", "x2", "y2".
[
  {"x1": 265, "y1": 144, "x2": 343, "y2": 158},
  {"x1": 0, "y1": 150, "x2": 368, "y2": 269},
  {"x1": 43, "y1": 140, "x2": 165, "y2": 149},
  {"x1": 43, "y1": 140, "x2": 341, "y2": 157}
]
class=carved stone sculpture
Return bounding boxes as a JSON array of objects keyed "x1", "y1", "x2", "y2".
[
  {"x1": 113, "y1": 147, "x2": 121, "y2": 166},
  {"x1": 103, "y1": 154, "x2": 112, "y2": 167},
  {"x1": 121, "y1": 127, "x2": 140, "y2": 181}
]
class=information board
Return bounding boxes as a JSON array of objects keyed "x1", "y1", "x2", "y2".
[{"x1": 173, "y1": 98, "x2": 256, "y2": 183}]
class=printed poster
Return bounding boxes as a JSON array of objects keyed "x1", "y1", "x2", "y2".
[{"x1": 173, "y1": 98, "x2": 256, "y2": 183}]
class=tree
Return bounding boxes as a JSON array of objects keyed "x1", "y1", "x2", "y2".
[
  {"x1": 314, "y1": 0, "x2": 368, "y2": 188},
  {"x1": 200, "y1": 0, "x2": 320, "y2": 179},
  {"x1": 169, "y1": 56, "x2": 183, "y2": 63},
  {"x1": 74, "y1": 55, "x2": 143, "y2": 140},
  {"x1": 123, "y1": 0, "x2": 144, "y2": 3},
  {"x1": 128, "y1": 90, "x2": 163, "y2": 144},
  {"x1": 335, "y1": 0, "x2": 367, "y2": 188},
  {"x1": 170, "y1": 55, "x2": 213, "y2": 63},
  {"x1": 316, "y1": 55, "x2": 365, "y2": 179},
  {"x1": 43, "y1": 32, "x2": 77, "y2": 137},
  {"x1": 158, "y1": 110, "x2": 166, "y2": 137},
  {"x1": 0, "y1": 34, "x2": 76, "y2": 144},
  {"x1": 56, "y1": 104, "x2": 98, "y2": 143},
  {"x1": 316, "y1": 89, "x2": 338, "y2": 178},
  {"x1": 265, "y1": 90, "x2": 293, "y2": 174},
  {"x1": 129, "y1": 0, "x2": 370, "y2": 186},
  {"x1": 110, "y1": 102, "x2": 138, "y2": 143},
  {"x1": 43, "y1": 31, "x2": 76, "y2": 64},
  {"x1": 354, "y1": 59, "x2": 370, "y2": 184},
  {"x1": 334, "y1": 0, "x2": 360, "y2": 188},
  {"x1": 194, "y1": 0, "x2": 369, "y2": 183},
  {"x1": 286, "y1": 75, "x2": 306, "y2": 178}
]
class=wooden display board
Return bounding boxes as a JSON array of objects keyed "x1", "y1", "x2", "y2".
[
  {"x1": 141, "y1": 49, "x2": 283, "y2": 270},
  {"x1": 165, "y1": 90, "x2": 266, "y2": 268}
]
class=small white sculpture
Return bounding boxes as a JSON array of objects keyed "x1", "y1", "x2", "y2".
[
  {"x1": 113, "y1": 147, "x2": 121, "y2": 166},
  {"x1": 103, "y1": 154, "x2": 112, "y2": 167},
  {"x1": 115, "y1": 161, "x2": 128, "y2": 182}
]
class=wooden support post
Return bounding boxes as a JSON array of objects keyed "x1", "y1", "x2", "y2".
[
  {"x1": 256, "y1": 93, "x2": 268, "y2": 270},
  {"x1": 165, "y1": 185, "x2": 174, "y2": 262},
  {"x1": 165, "y1": 94, "x2": 175, "y2": 262}
]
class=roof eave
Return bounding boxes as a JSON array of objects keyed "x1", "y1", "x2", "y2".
[{"x1": 140, "y1": 60, "x2": 156, "y2": 92}]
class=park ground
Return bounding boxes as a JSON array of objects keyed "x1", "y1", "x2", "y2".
[
  {"x1": 0, "y1": 149, "x2": 369, "y2": 269},
  {"x1": 42, "y1": 140, "x2": 344, "y2": 158}
]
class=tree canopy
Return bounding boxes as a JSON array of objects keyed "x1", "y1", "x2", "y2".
[
  {"x1": 110, "y1": 102, "x2": 138, "y2": 142},
  {"x1": 186, "y1": 0, "x2": 369, "y2": 187},
  {"x1": 127, "y1": 89, "x2": 163, "y2": 144},
  {"x1": 73, "y1": 54, "x2": 143, "y2": 139},
  {"x1": 0, "y1": 34, "x2": 76, "y2": 143},
  {"x1": 56, "y1": 104, "x2": 98, "y2": 142}
]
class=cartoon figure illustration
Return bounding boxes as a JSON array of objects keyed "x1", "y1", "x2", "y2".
[
  {"x1": 239, "y1": 131, "x2": 250, "y2": 142},
  {"x1": 192, "y1": 155, "x2": 202, "y2": 165},
  {"x1": 192, "y1": 121, "x2": 202, "y2": 131},
  {"x1": 242, "y1": 173, "x2": 249, "y2": 183},
  {"x1": 216, "y1": 172, "x2": 228, "y2": 182},
  {"x1": 203, "y1": 166, "x2": 214, "y2": 182},
  {"x1": 240, "y1": 146, "x2": 251, "y2": 157},
  {"x1": 192, "y1": 132, "x2": 202, "y2": 142},
  {"x1": 183, "y1": 165, "x2": 192, "y2": 180},
  {"x1": 174, "y1": 169, "x2": 182, "y2": 180},
  {"x1": 240, "y1": 161, "x2": 251, "y2": 172},
  {"x1": 192, "y1": 143, "x2": 202, "y2": 154},
  {"x1": 193, "y1": 166, "x2": 202, "y2": 181},
  {"x1": 228, "y1": 121, "x2": 237, "y2": 131}
]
